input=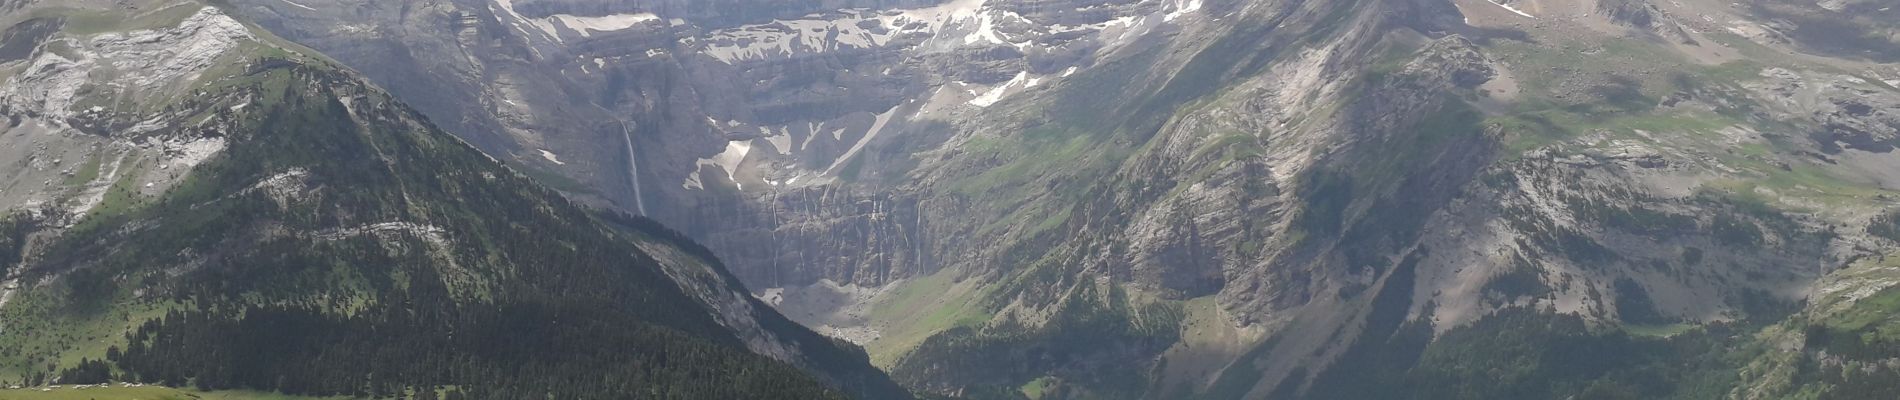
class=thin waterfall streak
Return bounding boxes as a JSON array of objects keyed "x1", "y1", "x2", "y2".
[{"x1": 620, "y1": 121, "x2": 649, "y2": 216}]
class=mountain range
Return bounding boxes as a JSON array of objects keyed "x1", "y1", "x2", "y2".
[{"x1": 4, "y1": 0, "x2": 1900, "y2": 399}]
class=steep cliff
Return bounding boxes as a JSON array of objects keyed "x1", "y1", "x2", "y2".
[
  {"x1": 0, "y1": 1, "x2": 906, "y2": 397},
  {"x1": 202, "y1": 0, "x2": 1900, "y2": 398}
]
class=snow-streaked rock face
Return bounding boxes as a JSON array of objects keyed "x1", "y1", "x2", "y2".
[
  {"x1": 673, "y1": 0, "x2": 1224, "y2": 182},
  {"x1": 491, "y1": 0, "x2": 667, "y2": 43},
  {"x1": 214, "y1": 0, "x2": 1236, "y2": 300},
  {"x1": 688, "y1": 0, "x2": 1199, "y2": 67},
  {"x1": 214, "y1": 0, "x2": 1900, "y2": 396}
]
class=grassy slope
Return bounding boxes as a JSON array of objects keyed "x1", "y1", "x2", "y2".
[
  {"x1": 877, "y1": 4, "x2": 1437, "y2": 397},
  {"x1": 0, "y1": 386, "x2": 337, "y2": 400},
  {"x1": 884, "y1": 5, "x2": 1900, "y2": 397},
  {"x1": 863, "y1": 270, "x2": 993, "y2": 366},
  {"x1": 1729, "y1": 253, "x2": 1900, "y2": 399},
  {"x1": 1288, "y1": 10, "x2": 1900, "y2": 400}
]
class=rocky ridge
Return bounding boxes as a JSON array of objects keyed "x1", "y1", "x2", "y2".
[
  {"x1": 205, "y1": 0, "x2": 1900, "y2": 398},
  {"x1": 0, "y1": 1, "x2": 907, "y2": 397}
]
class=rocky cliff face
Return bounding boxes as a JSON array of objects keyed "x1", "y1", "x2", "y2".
[
  {"x1": 211, "y1": 0, "x2": 1900, "y2": 398},
  {"x1": 0, "y1": 2, "x2": 907, "y2": 397},
  {"x1": 218, "y1": 0, "x2": 1229, "y2": 291},
  {"x1": 0, "y1": 3, "x2": 254, "y2": 267}
]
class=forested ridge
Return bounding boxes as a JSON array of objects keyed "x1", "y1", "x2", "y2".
[{"x1": 0, "y1": 57, "x2": 898, "y2": 399}]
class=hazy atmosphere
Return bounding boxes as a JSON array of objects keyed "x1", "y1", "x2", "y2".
[{"x1": 2, "y1": 0, "x2": 1899, "y2": 398}]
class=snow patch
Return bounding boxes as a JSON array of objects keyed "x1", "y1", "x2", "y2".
[
  {"x1": 1487, "y1": 0, "x2": 1537, "y2": 19},
  {"x1": 550, "y1": 13, "x2": 660, "y2": 37},
  {"x1": 824, "y1": 105, "x2": 900, "y2": 176},
  {"x1": 763, "y1": 128, "x2": 794, "y2": 155},
  {"x1": 711, "y1": 141, "x2": 751, "y2": 179},
  {"x1": 688, "y1": 141, "x2": 752, "y2": 190},
  {"x1": 684, "y1": 171, "x2": 704, "y2": 190},
  {"x1": 799, "y1": 122, "x2": 828, "y2": 151},
  {"x1": 277, "y1": 0, "x2": 315, "y2": 11},
  {"x1": 1164, "y1": 0, "x2": 1203, "y2": 22},
  {"x1": 757, "y1": 288, "x2": 786, "y2": 305},
  {"x1": 962, "y1": 9, "x2": 1008, "y2": 45},
  {"x1": 489, "y1": 0, "x2": 560, "y2": 42},
  {"x1": 539, "y1": 149, "x2": 566, "y2": 165},
  {"x1": 697, "y1": 0, "x2": 992, "y2": 64},
  {"x1": 968, "y1": 71, "x2": 1031, "y2": 107}
]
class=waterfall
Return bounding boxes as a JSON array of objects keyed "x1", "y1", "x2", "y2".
[{"x1": 620, "y1": 121, "x2": 648, "y2": 216}]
